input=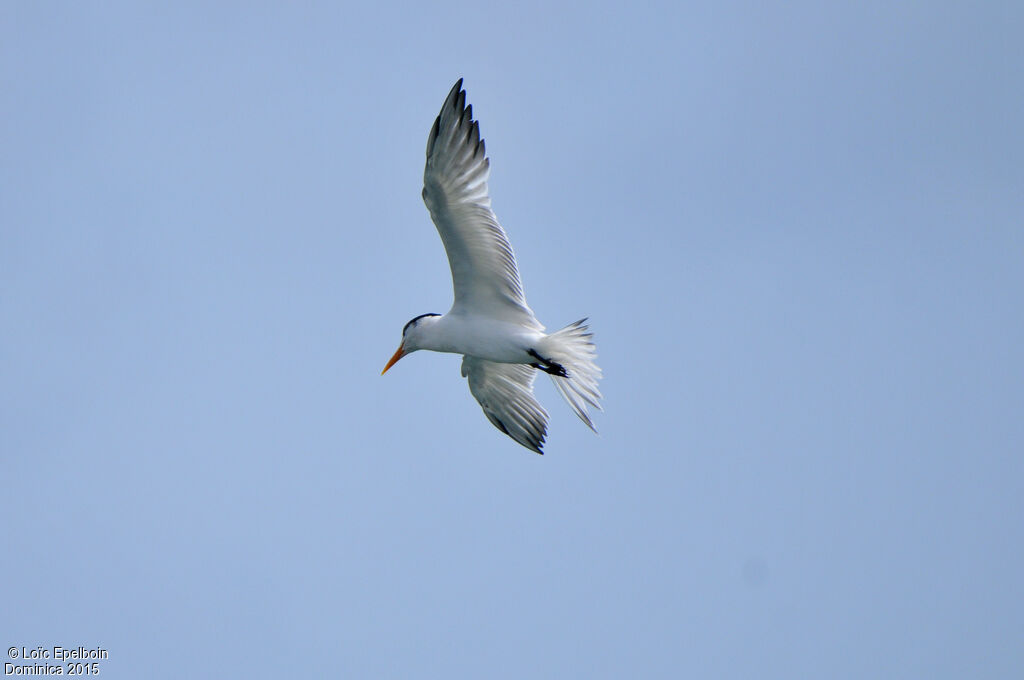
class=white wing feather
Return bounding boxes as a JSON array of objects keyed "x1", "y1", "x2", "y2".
[
  {"x1": 461, "y1": 356, "x2": 548, "y2": 454},
  {"x1": 423, "y1": 79, "x2": 541, "y2": 329}
]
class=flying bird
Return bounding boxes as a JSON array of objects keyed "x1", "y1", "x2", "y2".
[{"x1": 382, "y1": 79, "x2": 602, "y2": 454}]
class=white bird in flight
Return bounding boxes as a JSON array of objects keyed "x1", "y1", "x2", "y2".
[{"x1": 381, "y1": 79, "x2": 603, "y2": 454}]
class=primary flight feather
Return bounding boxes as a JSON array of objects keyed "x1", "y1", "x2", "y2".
[{"x1": 382, "y1": 79, "x2": 602, "y2": 454}]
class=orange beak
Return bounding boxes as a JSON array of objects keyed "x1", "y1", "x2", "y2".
[{"x1": 381, "y1": 343, "x2": 406, "y2": 375}]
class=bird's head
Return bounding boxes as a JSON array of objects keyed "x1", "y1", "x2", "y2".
[{"x1": 381, "y1": 313, "x2": 442, "y2": 374}]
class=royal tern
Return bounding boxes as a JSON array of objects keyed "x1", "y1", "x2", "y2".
[{"x1": 382, "y1": 79, "x2": 602, "y2": 454}]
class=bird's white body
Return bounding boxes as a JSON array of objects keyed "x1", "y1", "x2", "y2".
[
  {"x1": 382, "y1": 79, "x2": 602, "y2": 454},
  {"x1": 407, "y1": 313, "x2": 545, "y2": 364}
]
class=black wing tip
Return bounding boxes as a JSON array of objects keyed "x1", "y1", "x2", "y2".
[
  {"x1": 530, "y1": 431, "x2": 547, "y2": 455},
  {"x1": 493, "y1": 416, "x2": 545, "y2": 455},
  {"x1": 443, "y1": 78, "x2": 470, "y2": 116},
  {"x1": 428, "y1": 77, "x2": 490, "y2": 166},
  {"x1": 445, "y1": 78, "x2": 464, "y2": 99},
  {"x1": 440, "y1": 78, "x2": 465, "y2": 117}
]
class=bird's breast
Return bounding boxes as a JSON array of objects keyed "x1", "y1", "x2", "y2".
[{"x1": 429, "y1": 315, "x2": 543, "y2": 364}]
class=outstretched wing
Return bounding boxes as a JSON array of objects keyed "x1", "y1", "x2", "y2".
[
  {"x1": 461, "y1": 356, "x2": 548, "y2": 454},
  {"x1": 423, "y1": 79, "x2": 541, "y2": 329}
]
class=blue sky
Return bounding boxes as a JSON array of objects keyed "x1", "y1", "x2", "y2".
[{"x1": 3, "y1": 2, "x2": 1022, "y2": 677}]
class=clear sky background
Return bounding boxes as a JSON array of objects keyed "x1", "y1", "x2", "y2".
[{"x1": 3, "y1": 2, "x2": 1022, "y2": 678}]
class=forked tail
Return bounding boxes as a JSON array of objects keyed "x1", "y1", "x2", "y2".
[{"x1": 538, "y1": 319, "x2": 603, "y2": 431}]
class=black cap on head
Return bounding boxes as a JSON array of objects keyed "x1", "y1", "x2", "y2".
[{"x1": 403, "y1": 313, "x2": 441, "y2": 336}]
